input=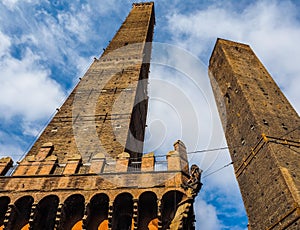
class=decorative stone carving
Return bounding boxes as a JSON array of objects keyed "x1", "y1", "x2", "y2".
[{"x1": 182, "y1": 164, "x2": 203, "y2": 198}]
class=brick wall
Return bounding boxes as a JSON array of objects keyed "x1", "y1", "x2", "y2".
[{"x1": 209, "y1": 38, "x2": 300, "y2": 229}]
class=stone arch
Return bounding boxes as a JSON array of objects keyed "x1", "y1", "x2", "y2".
[
  {"x1": 86, "y1": 193, "x2": 109, "y2": 230},
  {"x1": 137, "y1": 191, "x2": 158, "y2": 230},
  {"x1": 0, "y1": 196, "x2": 10, "y2": 229},
  {"x1": 58, "y1": 194, "x2": 85, "y2": 230},
  {"x1": 161, "y1": 190, "x2": 184, "y2": 230},
  {"x1": 31, "y1": 195, "x2": 59, "y2": 230},
  {"x1": 112, "y1": 192, "x2": 133, "y2": 230},
  {"x1": 6, "y1": 195, "x2": 34, "y2": 230}
]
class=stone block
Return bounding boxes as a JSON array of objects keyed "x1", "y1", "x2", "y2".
[
  {"x1": 63, "y1": 154, "x2": 82, "y2": 175},
  {"x1": 0, "y1": 157, "x2": 13, "y2": 176},
  {"x1": 116, "y1": 152, "x2": 130, "y2": 172},
  {"x1": 38, "y1": 156, "x2": 57, "y2": 175},
  {"x1": 141, "y1": 152, "x2": 155, "y2": 171},
  {"x1": 89, "y1": 153, "x2": 106, "y2": 174}
]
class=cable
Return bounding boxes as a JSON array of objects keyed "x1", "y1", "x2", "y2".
[
  {"x1": 187, "y1": 143, "x2": 260, "y2": 155},
  {"x1": 289, "y1": 147, "x2": 300, "y2": 154},
  {"x1": 280, "y1": 143, "x2": 300, "y2": 154},
  {"x1": 201, "y1": 152, "x2": 222, "y2": 175},
  {"x1": 0, "y1": 145, "x2": 230, "y2": 158},
  {"x1": 279, "y1": 125, "x2": 300, "y2": 139},
  {"x1": 200, "y1": 126, "x2": 300, "y2": 179},
  {"x1": 4, "y1": 124, "x2": 298, "y2": 160},
  {"x1": 188, "y1": 125, "x2": 300, "y2": 156},
  {"x1": 202, "y1": 162, "x2": 233, "y2": 179},
  {"x1": 187, "y1": 146, "x2": 229, "y2": 154}
]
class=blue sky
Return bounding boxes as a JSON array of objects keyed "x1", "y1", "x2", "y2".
[{"x1": 1, "y1": 0, "x2": 300, "y2": 229}]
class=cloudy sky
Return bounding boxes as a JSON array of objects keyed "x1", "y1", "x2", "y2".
[{"x1": 1, "y1": 0, "x2": 300, "y2": 229}]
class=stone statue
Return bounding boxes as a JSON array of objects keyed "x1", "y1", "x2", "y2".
[
  {"x1": 169, "y1": 165, "x2": 203, "y2": 229},
  {"x1": 182, "y1": 164, "x2": 203, "y2": 197}
]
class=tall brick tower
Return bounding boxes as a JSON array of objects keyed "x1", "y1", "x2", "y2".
[
  {"x1": 0, "y1": 2, "x2": 201, "y2": 230},
  {"x1": 209, "y1": 38, "x2": 300, "y2": 229}
]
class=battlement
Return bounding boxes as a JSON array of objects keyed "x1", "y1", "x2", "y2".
[
  {"x1": 132, "y1": 2, "x2": 154, "y2": 7},
  {"x1": 1, "y1": 140, "x2": 189, "y2": 178},
  {"x1": 0, "y1": 140, "x2": 200, "y2": 230}
]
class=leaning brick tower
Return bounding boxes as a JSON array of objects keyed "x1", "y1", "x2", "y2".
[
  {"x1": 209, "y1": 38, "x2": 300, "y2": 229},
  {"x1": 0, "y1": 2, "x2": 201, "y2": 230}
]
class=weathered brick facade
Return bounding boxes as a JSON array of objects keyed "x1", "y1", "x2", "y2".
[
  {"x1": 25, "y1": 2, "x2": 155, "y2": 165},
  {"x1": 0, "y1": 3, "x2": 201, "y2": 230},
  {"x1": 209, "y1": 38, "x2": 300, "y2": 230}
]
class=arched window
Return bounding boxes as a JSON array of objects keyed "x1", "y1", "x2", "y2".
[
  {"x1": 58, "y1": 194, "x2": 85, "y2": 230},
  {"x1": 112, "y1": 193, "x2": 133, "y2": 230},
  {"x1": 7, "y1": 196, "x2": 33, "y2": 230},
  {"x1": 161, "y1": 191, "x2": 184, "y2": 230},
  {"x1": 0, "y1": 196, "x2": 10, "y2": 229},
  {"x1": 86, "y1": 193, "x2": 109, "y2": 230},
  {"x1": 31, "y1": 195, "x2": 59, "y2": 230},
  {"x1": 138, "y1": 192, "x2": 158, "y2": 229}
]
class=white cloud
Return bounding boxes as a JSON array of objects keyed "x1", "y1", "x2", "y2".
[
  {"x1": 2, "y1": 0, "x2": 28, "y2": 9},
  {"x1": 0, "y1": 48, "x2": 65, "y2": 122},
  {"x1": 89, "y1": 0, "x2": 118, "y2": 14},
  {"x1": 1, "y1": 0, "x2": 39, "y2": 11},
  {"x1": 143, "y1": 41, "x2": 247, "y2": 228},
  {"x1": 0, "y1": 1, "x2": 130, "y2": 141},
  {"x1": 0, "y1": 28, "x2": 66, "y2": 158},
  {"x1": 146, "y1": 42, "x2": 226, "y2": 153},
  {"x1": 57, "y1": 10, "x2": 91, "y2": 43},
  {"x1": 194, "y1": 198, "x2": 221, "y2": 230},
  {"x1": 0, "y1": 130, "x2": 25, "y2": 161},
  {"x1": 164, "y1": 0, "x2": 300, "y2": 228},
  {"x1": 0, "y1": 1, "x2": 298, "y2": 229},
  {"x1": 0, "y1": 31, "x2": 11, "y2": 56},
  {"x1": 164, "y1": 0, "x2": 300, "y2": 190},
  {"x1": 1, "y1": 2, "x2": 88, "y2": 77},
  {"x1": 167, "y1": 0, "x2": 300, "y2": 113}
]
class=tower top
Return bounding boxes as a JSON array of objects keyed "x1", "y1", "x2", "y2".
[
  {"x1": 132, "y1": 2, "x2": 154, "y2": 7},
  {"x1": 209, "y1": 38, "x2": 251, "y2": 64},
  {"x1": 132, "y1": 2, "x2": 155, "y2": 25}
]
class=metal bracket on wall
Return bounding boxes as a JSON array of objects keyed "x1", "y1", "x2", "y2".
[
  {"x1": 261, "y1": 133, "x2": 300, "y2": 148},
  {"x1": 266, "y1": 203, "x2": 300, "y2": 230},
  {"x1": 235, "y1": 133, "x2": 300, "y2": 178}
]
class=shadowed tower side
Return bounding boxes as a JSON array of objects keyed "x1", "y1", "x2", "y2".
[{"x1": 209, "y1": 38, "x2": 300, "y2": 229}]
